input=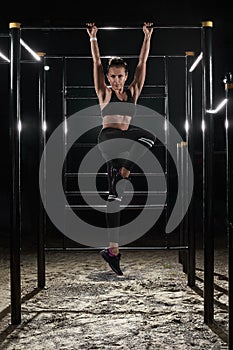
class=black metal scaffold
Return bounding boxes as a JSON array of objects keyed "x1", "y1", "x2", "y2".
[{"x1": 8, "y1": 22, "x2": 225, "y2": 346}]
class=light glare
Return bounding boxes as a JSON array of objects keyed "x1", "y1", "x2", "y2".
[
  {"x1": 42, "y1": 121, "x2": 47, "y2": 132},
  {"x1": 201, "y1": 120, "x2": 205, "y2": 132},
  {"x1": 0, "y1": 51, "x2": 10, "y2": 62},
  {"x1": 64, "y1": 119, "x2": 68, "y2": 134},
  {"x1": 20, "y1": 39, "x2": 41, "y2": 61},
  {"x1": 18, "y1": 120, "x2": 22, "y2": 133},
  {"x1": 206, "y1": 98, "x2": 228, "y2": 114},
  {"x1": 189, "y1": 52, "x2": 203, "y2": 72}
]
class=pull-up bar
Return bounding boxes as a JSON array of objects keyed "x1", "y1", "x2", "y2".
[{"x1": 21, "y1": 25, "x2": 202, "y2": 31}]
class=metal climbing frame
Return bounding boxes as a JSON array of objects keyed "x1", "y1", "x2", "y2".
[
  {"x1": 8, "y1": 22, "x2": 217, "y2": 331},
  {"x1": 187, "y1": 21, "x2": 232, "y2": 347},
  {"x1": 57, "y1": 53, "x2": 177, "y2": 251}
]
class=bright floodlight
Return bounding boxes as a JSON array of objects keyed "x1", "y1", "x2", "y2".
[
  {"x1": 20, "y1": 39, "x2": 41, "y2": 61},
  {"x1": 0, "y1": 51, "x2": 10, "y2": 62},
  {"x1": 189, "y1": 52, "x2": 203, "y2": 72},
  {"x1": 206, "y1": 98, "x2": 228, "y2": 114}
]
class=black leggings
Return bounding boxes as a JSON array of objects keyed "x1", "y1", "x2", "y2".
[
  {"x1": 98, "y1": 125, "x2": 156, "y2": 171},
  {"x1": 98, "y1": 124, "x2": 156, "y2": 243}
]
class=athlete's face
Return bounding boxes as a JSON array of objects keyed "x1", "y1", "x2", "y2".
[{"x1": 107, "y1": 66, "x2": 128, "y2": 91}]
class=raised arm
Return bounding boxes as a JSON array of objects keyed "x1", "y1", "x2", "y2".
[
  {"x1": 129, "y1": 22, "x2": 154, "y2": 102},
  {"x1": 86, "y1": 23, "x2": 107, "y2": 103}
]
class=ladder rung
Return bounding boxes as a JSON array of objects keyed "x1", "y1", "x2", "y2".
[
  {"x1": 67, "y1": 142, "x2": 167, "y2": 148},
  {"x1": 64, "y1": 172, "x2": 167, "y2": 177},
  {"x1": 65, "y1": 190, "x2": 167, "y2": 195},
  {"x1": 65, "y1": 204, "x2": 167, "y2": 209},
  {"x1": 65, "y1": 84, "x2": 166, "y2": 89},
  {"x1": 66, "y1": 94, "x2": 167, "y2": 100}
]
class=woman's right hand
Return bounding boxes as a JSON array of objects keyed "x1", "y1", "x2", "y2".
[
  {"x1": 86, "y1": 22, "x2": 98, "y2": 38},
  {"x1": 143, "y1": 22, "x2": 154, "y2": 38}
]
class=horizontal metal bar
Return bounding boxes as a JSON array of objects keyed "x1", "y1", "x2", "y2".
[
  {"x1": 0, "y1": 57, "x2": 39, "y2": 65},
  {"x1": 65, "y1": 172, "x2": 167, "y2": 177},
  {"x1": 65, "y1": 190, "x2": 166, "y2": 195},
  {"x1": 22, "y1": 26, "x2": 201, "y2": 31},
  {"x1": 44, "y1": 245, "x2": 189, "y2": 251},
  {"x1": 66, "y1": 94, "x2": 167, "y2": 100},
  {"x1": 65, "y1": 204, "x2": 167, "y2": 209},
  {"x1": 66, "y1": 55, "x2": 185, "y2": 59},
  {"x1": 66, "y1": 190, "x2": 109, "y2": 195},
  {"x1": 66, "y1": 84, "x2": 166, "y2": 89},
  {"x1": 66, "y1": 143, "x2": 97, "y2": 147},
  {"x1": 66, "y1": 143, "x2": 98, "y2": 147},
  {"x1": 66, "y1": 97, "x2": 97, "y2": 100},
  {"x1": 20, "y1": 60, "x2": 40, "y2": 64},
  {"x1": 65, "y1": 172, "x2": 106, "y2": 177},
  {"x1": 45, "y1": 54, "x2": 186, "y2": 59}
]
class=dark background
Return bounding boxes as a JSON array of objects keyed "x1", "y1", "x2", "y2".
[{"x1": 0, "y1": 2, "x2": 232, "y2": 249}]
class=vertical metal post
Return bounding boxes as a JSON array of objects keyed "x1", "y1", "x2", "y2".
[
  {"x1": 185, "y1": 51, "x2": 196, "y2": 287},
  {"x1": 164, "y1": 55, "x2": 170, "y2": 247},
  {"x1": 177, "y1": 142, "x2": 182, "y2": 263},
  {"x1": 9, "y1": 22, "x2": 21, "y2": 325},
  {"x1": 62, "y1": 57, "x2": 67, "y2": 249},
  {"x1": 224, "y1": 72, "x2": 233, "y2": 349},
  {"x1": 178, "y1": 142, "x2": 184, "y2": 265},
  {"x1": 202, "y1": 20, "x2": 214, "y2": 324},
  {"x1": 37, "y1": 52, "x2": 46, "y2": 288},
  {"x1": 181, "y1": 141, "x2": 188, "y2": 273}
]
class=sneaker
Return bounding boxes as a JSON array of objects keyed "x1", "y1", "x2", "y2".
[
  {"x1": 100, "y1": 248, "x2": 123, "y2": 276},
  {"x1": 107, "y1": 194, "x2": 122, "y2": 201}
]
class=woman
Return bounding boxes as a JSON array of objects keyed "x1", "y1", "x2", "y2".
[{"x1": 87, "y1": 22, "x2": 155, "y2": 276}]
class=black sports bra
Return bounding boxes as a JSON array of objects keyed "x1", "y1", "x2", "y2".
[{"x1": 101, "y1": 89, "x2": 136, "y2": 118}]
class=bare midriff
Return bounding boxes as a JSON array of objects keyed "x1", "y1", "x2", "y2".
[{"x1": 102, "y1": 115, "x2": 131, "y2": 130}]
